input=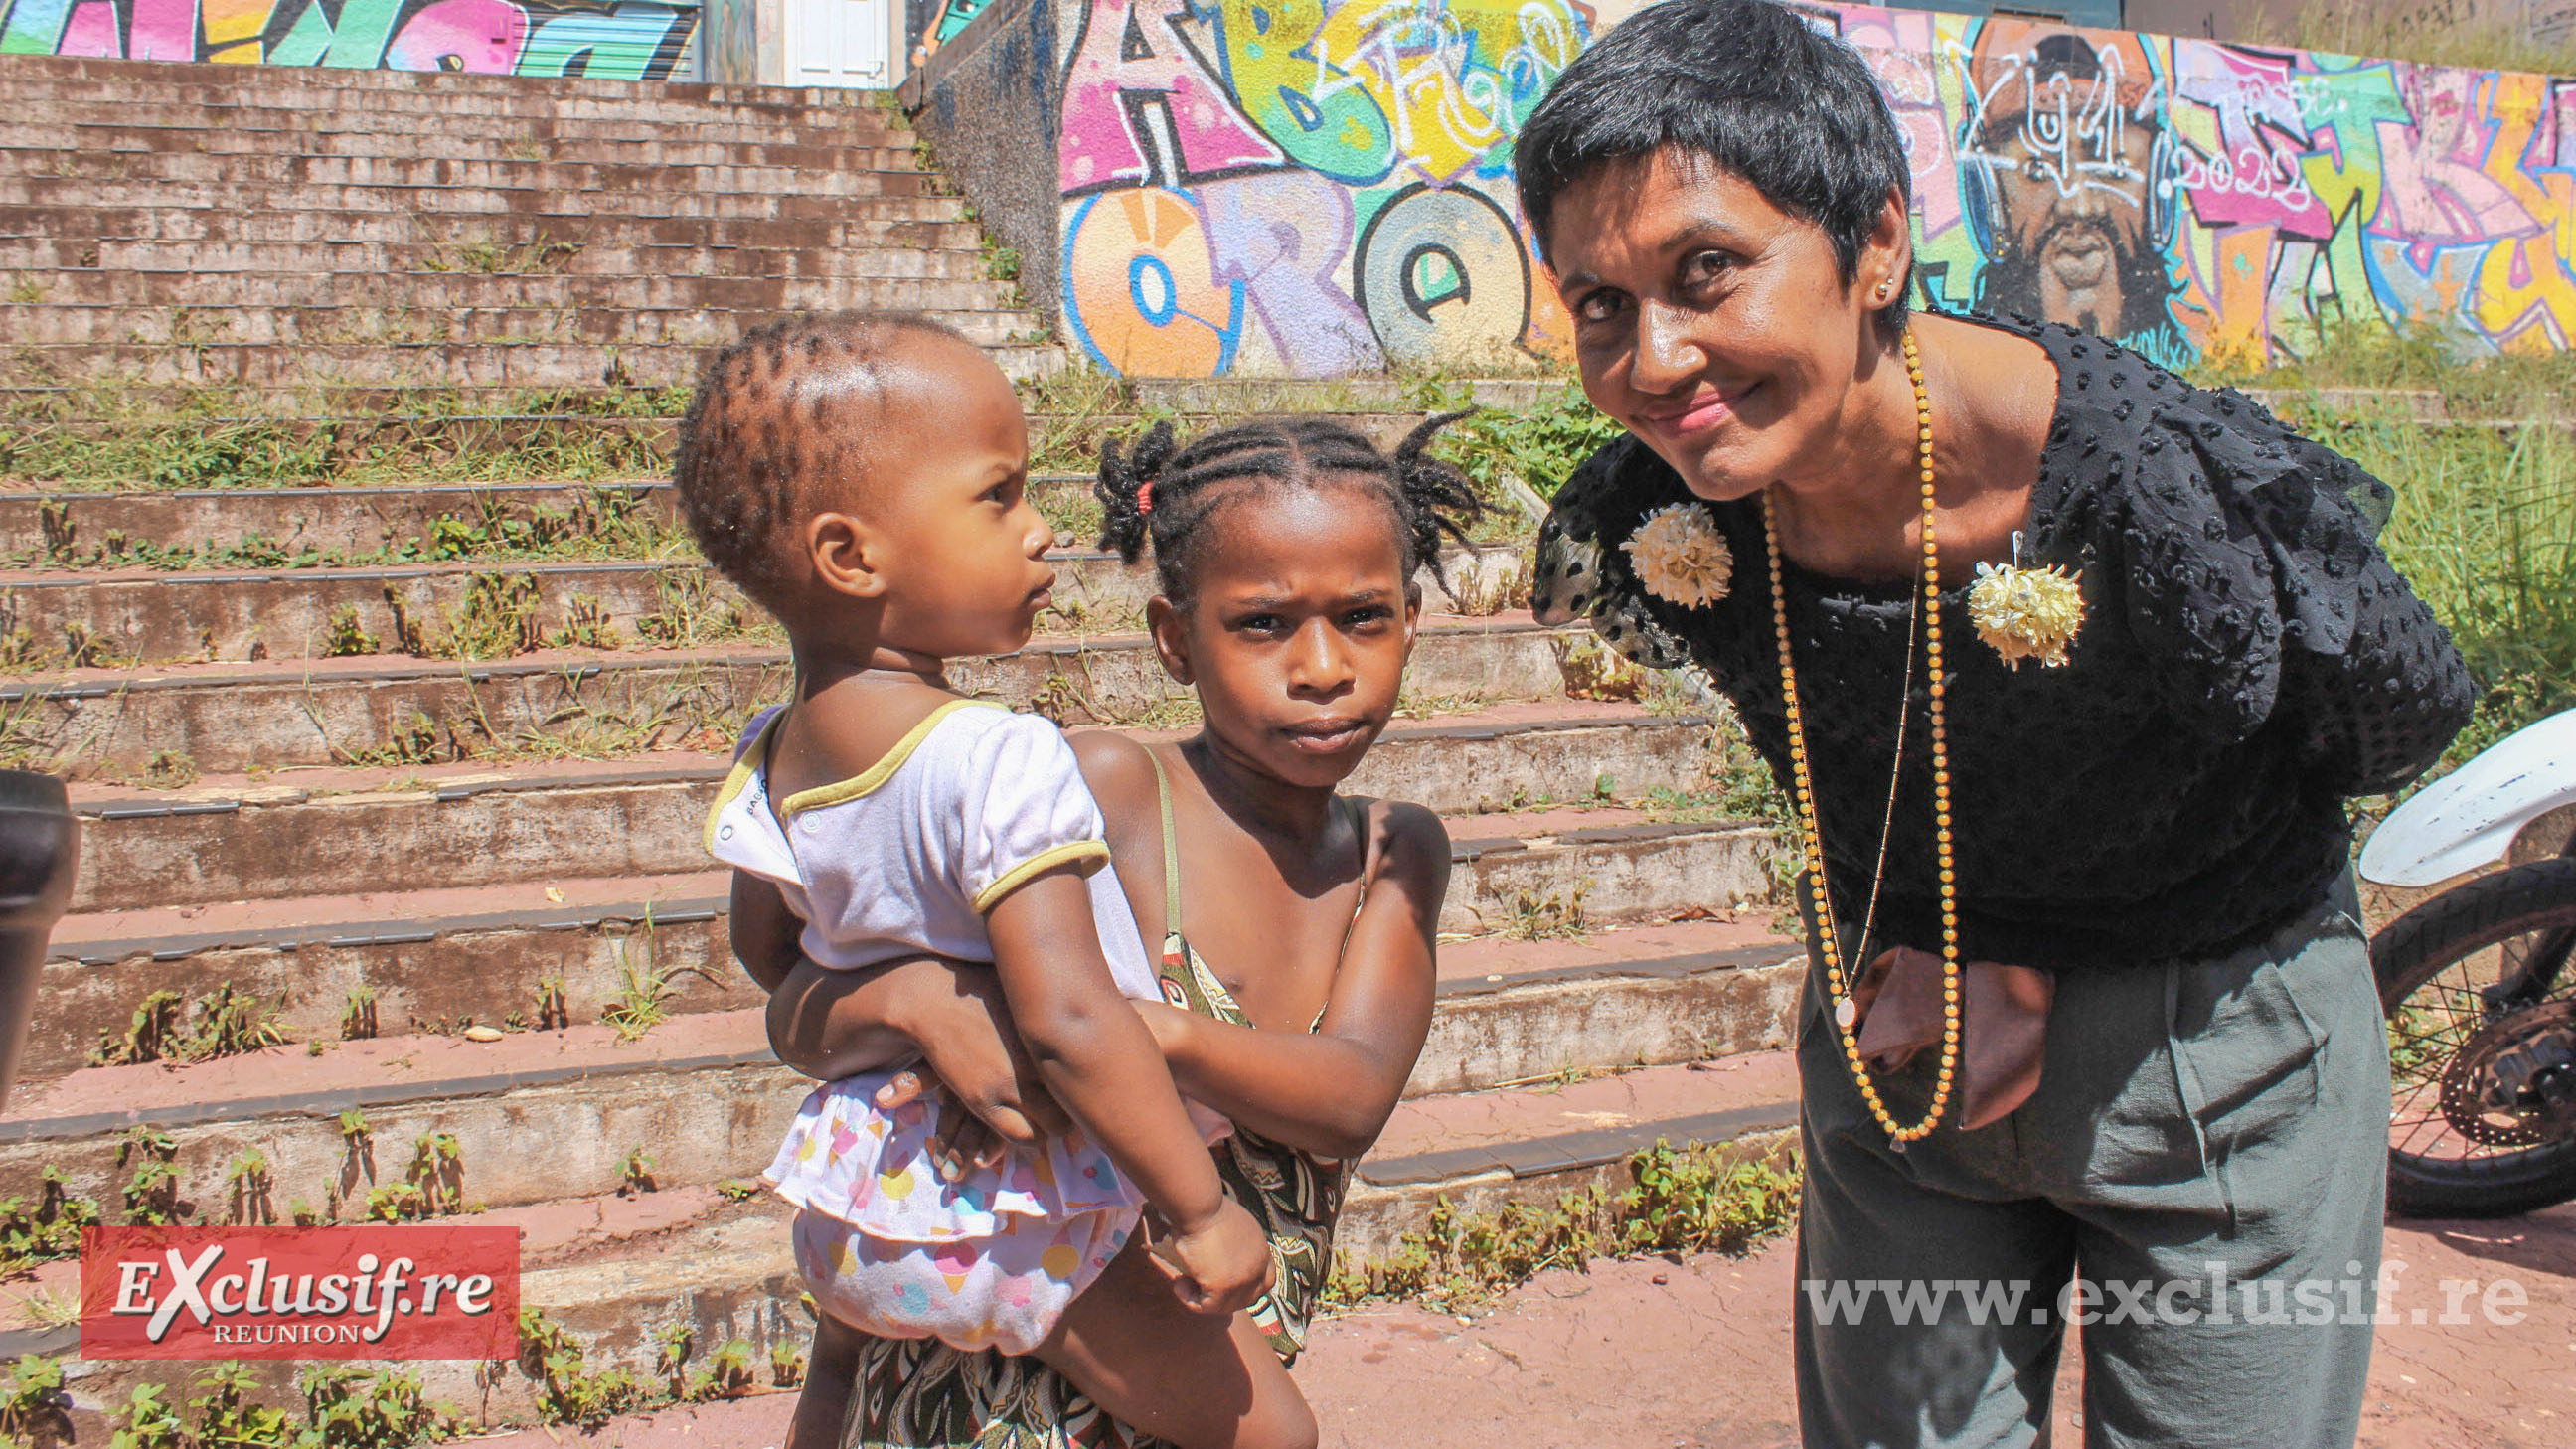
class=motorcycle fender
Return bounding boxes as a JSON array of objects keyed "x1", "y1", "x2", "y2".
[{"x1": 2360, "y1": 707, "x2": 2576, "y2": 888}]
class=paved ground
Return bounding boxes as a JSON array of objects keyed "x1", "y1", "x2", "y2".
[{"x1": 465, "y1": 1203, "x2": 2576, "y2": 1447}]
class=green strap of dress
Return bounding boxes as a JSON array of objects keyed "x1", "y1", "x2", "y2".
[{"x1": 1145, "y1": 746, "x2": 1185, "y2": 940}]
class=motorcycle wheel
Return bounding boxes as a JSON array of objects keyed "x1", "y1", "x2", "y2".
[{"x1": 2375, "y1": 856, "x2": 2576, "y2": 1219}]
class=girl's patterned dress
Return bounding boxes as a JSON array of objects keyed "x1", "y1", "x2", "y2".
[{"x1": 841, "y1": 754, "x2": 1360, "y2": 1449}]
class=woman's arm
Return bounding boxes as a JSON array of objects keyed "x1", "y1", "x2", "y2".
[
  {"x1": 2279, "y1": 543, "x2": 2478, "y2": 795},
  {"x1": 1143, "y1": 801, "x2": 1449, "y2": 1161}
]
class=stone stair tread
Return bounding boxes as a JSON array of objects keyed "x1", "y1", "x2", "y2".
[
  {"x1": 0, "y1": 544, "x2": 1145, "y2": 586},
  {"x1": 10, "y1": 1054, "x2": 1791, "y2": 1274},
  {"x1": 1362, "y1": 1052, "x2": 1798, "y2": 1182},
  {"x1": 6, "y1": 610, "x2": 1561, "y2": 697},
  {"x1": 1, "y1": 1011, "x2": 772, "y2": 1134},
  {"x1": 6, "y1": 926, "x2": 1799, "y2": 1134},
  {"x1": 497, "y1": 1055, "x2": 1799, "y2": 1298},
  {"x1": 49, "y1": 868, "x2": 733, "y2": 959},
  {"x1": 49, "y1": 797, "x2": 1727, "y2": 957},
  {"x1": 52, "y1": 700, "x2": 1666, "y2": 812}
]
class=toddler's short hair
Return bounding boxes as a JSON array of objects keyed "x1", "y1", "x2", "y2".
[{"x1": 674, "y1": 310, "x2": 972, "y2": 610}]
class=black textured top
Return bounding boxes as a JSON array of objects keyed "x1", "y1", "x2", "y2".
[{"x1": 1531, "y1": 314, "x2": 2477, "y2": 971}]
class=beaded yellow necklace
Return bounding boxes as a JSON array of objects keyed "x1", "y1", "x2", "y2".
[{"x1": 1762, "y1": 329, "x2": 1961, "y2": 1146}]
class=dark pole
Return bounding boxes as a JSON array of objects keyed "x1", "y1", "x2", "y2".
[{"x1": 0, "y1": 771, "x2": 77, "y2": 1112}]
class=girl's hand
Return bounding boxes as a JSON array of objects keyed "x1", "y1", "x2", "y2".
[
  {"x1": 1129, "y1": 999, "x2": 1200, "y2": 1063},
  {"x1": 897, "y1": 972, "x2": 1070, "y2": 1150},
  {"x1": 769, "y1": 956, "x2": 1069, "y2": 1155},
  {"x1": 872, "y1": 1069, "x2": 994, "y2": 1181},
  {"x1": 1150, "y1": 1198, "x2": 1274, "y2": 1315}
]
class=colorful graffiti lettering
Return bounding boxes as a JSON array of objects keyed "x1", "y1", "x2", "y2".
[
  {"x1": 1051, "y1": 0, "x2": 2576, "y2": 377},
  {"x1": 1058, "y1": 0, "x2": 1590, "y2": 376},
  {"x1": 0, "y1": 0, "x2": 696, "y2": 79}
]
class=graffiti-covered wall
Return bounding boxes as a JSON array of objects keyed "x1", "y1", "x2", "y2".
[
  {"x1": 1046, "y1": 0, "x2": 2576, "y2": 376},
  {"x1": 0, "y1": 0, "x2": 699, "y2": 79}
]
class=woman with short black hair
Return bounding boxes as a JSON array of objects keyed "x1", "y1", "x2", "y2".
[{"x1": 1520, "y1": 3, "x2": 2475, "y2": 1444}]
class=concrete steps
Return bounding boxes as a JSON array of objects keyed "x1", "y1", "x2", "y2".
[
  {"x1": 0, "y1": 243, "x2": 998, "y2": 282},
  {"x1": 9, "y1": 269, "x2": 1029, "y2": 314},
  {"x1": 0, "y1": 207, "x2": 990, "y2": 251},
  {"x1": 2, "y1": 614, "x2": 1595, "y2": 776},
  {"x1": 37, "y1": 800, "x2": 1775, "y2": 1056},
  {"x1": 4, "y1": 924, "x2": 1801, "y2": 1210},
  {"x1": 0, "y1": 54, "x2": 1056, "y2": 395},
  {"x1": 8, "y1": 1051, "x2": 1799, "y2": 1428},
  {"x1": 0, "y1": 55, "x2": 922, "y2": 125},
  {"x1": 0, "y1": 299, "x2": 1035, "y2": 348},
  {"x1": 0, "y1": 541, "x2": 1530, "y2": 667},
  {"x1": 0, "y1": 337, "x2": 1069, "y2": 389},
  {"x1": 56, "y1": 713, "x2": 1722, "y2": 912},
  {"x1": 0, "y1": 175, "x2": 973, "y2": 222}
]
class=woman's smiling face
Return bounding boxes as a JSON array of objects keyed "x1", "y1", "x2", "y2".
[{"x1": 1547, "y1": 148, "x2": 1907, "y2": 502}]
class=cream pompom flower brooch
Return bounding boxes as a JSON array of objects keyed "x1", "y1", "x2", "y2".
[
  {"x1": 1624, "y1": 503, "x2": 1734, "y2": 608},
  {"x1": 1967, "y1": 560, "x2": 2085, "y2": 668}
]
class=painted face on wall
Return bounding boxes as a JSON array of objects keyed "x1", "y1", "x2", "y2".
[{"x1": 1964, "y1": 25, "x2": 2177, "y2": 342}]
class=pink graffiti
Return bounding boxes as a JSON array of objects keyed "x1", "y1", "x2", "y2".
[
  {"x1": 2553, "y1": 80, "x2": 2576, "y2": 170},
  {"x1": 384, "y1": 0, "x2": 531, "y2": 74},
  {"x1": 57, "y1": 0, "x2": 119, "y2": 56},
  {"x1": 1061, "y1": 0, "x2": 1283, "y2": 194},
  {"x1": 2379, "y1": 66, "x2": 2540, "y2": 248},
  {"x1": 128, "y1": 0, "x2": 198, "y2": 61},
  {"x1": 2172, "y1": 41, "x2": 2330, "y2": 236},
  {"x1": 1844, "y1": 8, "x2": 1962, "y2": 243},
  {"x1": 1196, "y1": 173, "x2": 1382, "y2": 378}
]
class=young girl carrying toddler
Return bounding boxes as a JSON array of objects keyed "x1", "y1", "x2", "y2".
[
  {"x1": 788, "y1": 414, "x2": 1491, "y2": 1447},
  {"x1": 681, "y1": 310, "x2": 1480, "y2": 1448}
]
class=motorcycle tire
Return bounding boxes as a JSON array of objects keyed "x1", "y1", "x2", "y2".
[{"x1": 2374, "y1": 855, "x2": 2576, "y2": 1219}]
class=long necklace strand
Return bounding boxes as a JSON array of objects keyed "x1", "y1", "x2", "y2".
[{"x1": 1764, "y1": 328, "x2": 1961, "y2": 1145}]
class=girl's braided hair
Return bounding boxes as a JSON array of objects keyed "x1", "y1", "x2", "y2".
[
  {"x1": 673, "y1": 310, "x2": 968, "y2": 612},
  {"x1": 1095, "y1": 412, "x2": 1488, "y2": 605}
]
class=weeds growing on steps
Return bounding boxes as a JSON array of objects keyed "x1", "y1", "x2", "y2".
[
  {"x1": 422, "y1": 234, "x2": 583, "y2": 275},
  {"x1": 1500, "y1": 882, "x2": 1590, "y2": 940},
  {"x1": 0, "y1": 1169, "x2": 98, "y2": 1275},
  {"x1": 226, "y1": 1149, "x2": 276, "y2": 1226},
  {"x1": 117, "y1": 1126, "x2": 183, "y2": 1225},
  {"x1": 12, "y1": 486, "x2": 694, "y2": 573},
  {"x1": 520, "y1": 1308, "x2": 647, "y2": 1428},
  {"x1": 1328, "y1": 1140, "x2": 1802, "y2": 1314},
  {"x1": 94, "y1": 1363, "x2": 461, "y2": 1449},
  {"x1": 361, "y1": 1132, "x2": 468, "y2": 1223},
  {"x1": 91, "y1": 984, "x2": 291, "y2": 1066},
  {"x1": 0, "y1": 1356, "x2": 68, "y2": 1447}
]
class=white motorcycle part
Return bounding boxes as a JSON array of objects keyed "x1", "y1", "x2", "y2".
[{"x1": 2360, "y1": 707, "x2": 2576, "y2": 887}]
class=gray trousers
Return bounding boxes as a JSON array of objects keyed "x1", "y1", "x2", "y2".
[{"x1": 1792, "y1": 878, "x2": 2389, "y2": 1449}]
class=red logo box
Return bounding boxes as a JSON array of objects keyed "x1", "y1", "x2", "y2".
[{"x1": 80, "y1": 1225, "x2": 518, "y2": 1361}]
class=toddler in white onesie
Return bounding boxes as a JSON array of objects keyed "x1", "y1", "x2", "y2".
[
  {"x1": 709, "y1": 699, "x2": 1218, "y2": 1355},
  {"x1": 673, "y1": 312, "x2": 1280, "y2": 1449}
]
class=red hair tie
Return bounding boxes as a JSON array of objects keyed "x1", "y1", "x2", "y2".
[{"x1": 1136, "y1": 482, "x2": 1156, "y2": 515}]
